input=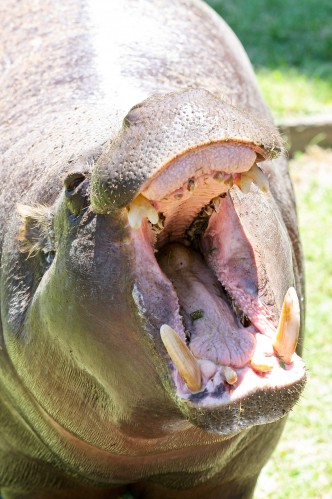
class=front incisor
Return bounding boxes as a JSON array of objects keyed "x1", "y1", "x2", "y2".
[
  {"x1": 250, "y1": 355, "x2": 275, "y2": 373},
  {"x1": 221, "y1": 366, "x2": 237, "y2": 384},
  {"x1": 160, "y1": 325, "x2": 202, "y2": 392},
  {"x1": 273, "y1": 287, "x2": 300, "y2": 364}
]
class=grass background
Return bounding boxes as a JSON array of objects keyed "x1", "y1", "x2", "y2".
[
  {"x1": 204, "y1": 1, "x2": 332, "y2": 497},
  {"x1": 255, "y1": 148, "x2": 332, "y2": 498},
  {"x1": 206, "y1": 0, "x2": 332, "y2": 117}
]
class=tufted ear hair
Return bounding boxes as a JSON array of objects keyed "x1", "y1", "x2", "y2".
[{"x1": 16, "y1": 204, "x2": 53, "y2": 257}]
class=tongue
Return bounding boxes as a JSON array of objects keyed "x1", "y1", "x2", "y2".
[{"x1": 157, "y1": 243, "x2": 256, "y2": 368}]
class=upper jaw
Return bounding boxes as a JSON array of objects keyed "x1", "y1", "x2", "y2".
[
  {"x1": 125, "y1": 141, "x2": 306, "y2": 434},
  {"x1": 90, "y1": 88, "x2": 283, "y2": 214}
]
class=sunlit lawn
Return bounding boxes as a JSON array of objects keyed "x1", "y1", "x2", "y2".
[{"x1": 205, "y1": 0, "x2": 332, "y2": 117}]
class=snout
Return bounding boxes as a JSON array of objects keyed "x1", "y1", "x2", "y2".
[{"x1": 90, "y1": 88, "x2": 283, "y2": 214}]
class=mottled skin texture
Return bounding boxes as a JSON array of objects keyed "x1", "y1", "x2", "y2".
[{"x1": 0, "y1": 1, "x2": 305, "y2": 498}]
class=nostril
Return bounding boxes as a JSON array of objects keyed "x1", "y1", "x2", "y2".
[
  {"x1": 64, "y1": 173, "x2": 86, "y2": 194},
  {"x1": 64, "y1": 173, "x2": 89, "y2": 216}
]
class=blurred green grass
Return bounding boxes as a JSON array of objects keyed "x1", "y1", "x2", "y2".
[
  {"x1": 205, "y1": 0, "x2": 332, "y2": 117},
  {"x1": 256, "y1": 147, "x2": 332, "y2": 498}
]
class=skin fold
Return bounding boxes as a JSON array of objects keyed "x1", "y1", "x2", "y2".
[{"x1": 0, "y1": 0, "x2": 305, "y2": 498}]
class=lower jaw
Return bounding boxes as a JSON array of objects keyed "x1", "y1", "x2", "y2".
[
  {"x1": 181, "y1": 368, "x2": 307, "y2": 434},
  {"x1": 167, "y1": 333, "x2": 306, "y2": 435},
  {"x1": 175, "y1": 351, "x2": 306, "y2": 403},
  {"x1": 133, "y1": 286, "x2": 305, "y2": 430}
]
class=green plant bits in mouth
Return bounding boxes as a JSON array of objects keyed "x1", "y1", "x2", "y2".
[{"x1": 190, "y1": 309, "x2": 205, "y2": 321}]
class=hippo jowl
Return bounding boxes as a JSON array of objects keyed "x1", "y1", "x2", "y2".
[{"x1": 0, "y1": 0, "x2": 306, "y2": 498}]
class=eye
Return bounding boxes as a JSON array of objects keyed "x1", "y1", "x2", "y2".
[{"x1": 64, "y1": 173, "x2": 89, "y2": 216}]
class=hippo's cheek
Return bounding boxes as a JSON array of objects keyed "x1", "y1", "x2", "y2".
[{"x1": 123, "y1": 145, "x2": 306, "y2": 435}]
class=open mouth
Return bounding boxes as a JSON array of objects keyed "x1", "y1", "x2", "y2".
[{"x1": 126, "y1": 142, "x2": 306, "y2": 432}]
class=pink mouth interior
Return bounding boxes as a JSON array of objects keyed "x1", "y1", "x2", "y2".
[
  {"x1": 158, "y1": 242, "x2": 257, "y2": 368},
  {"x1": 131, "y1": 144, "x2": 305, "y2": 406}
]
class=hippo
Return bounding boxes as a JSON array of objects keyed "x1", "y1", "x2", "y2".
[{"x1": 0, "y1": 0, "x2": 306, "y2": 498}]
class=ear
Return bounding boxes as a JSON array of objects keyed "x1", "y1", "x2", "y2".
[{"x1": 16, "y1": 204, "x2": 53, "y2": 257}]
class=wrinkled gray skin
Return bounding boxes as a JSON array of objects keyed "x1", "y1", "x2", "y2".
[{"x1": 0, "y1": 1, "x2": 305, "y2": 498}]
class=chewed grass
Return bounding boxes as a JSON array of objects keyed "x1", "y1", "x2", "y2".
[{"x1": 255, "y1": 147, "x2": 332, "y2": 498}]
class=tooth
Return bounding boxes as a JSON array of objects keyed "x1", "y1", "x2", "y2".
[
  {"x1": 224, "y1": 174, "x2": 233, "y2": 187},
  {"x1": 212, "y1": 196, "x2": 222, "y2": 213},
  {"x1": 251, "y1": 355, "x2": 275, "y2": 373},
  {"x1": 213, "y1": 172, "x2": 224, "y2": 182},
  {"x1": 221, "y1": 366, "x2": 237, "y2": 385},
  {"x1": 245, "y1": 164, "x2": 269, "y2": 192},
  {"x1": 204, "y1": 205, "x2": 213, "y2": 216},
  {"x1": 239, "y1": 174, "x2": 253, "y2": 193},
  {"x1": 238, "y1": 174, "x2": 253, "y2": 193},
  {"x1": 187, "y1": 178, "x2": 196, "y2": 192},
  {"x1": 198, "y1": 359, "x2": 217, "y2": 379},
  {"x1": 127, "y1": 194, "x2": 159, "y2": 229},
  {"x1": 273, "y1": 287, "x2": 300, "y2": 364},
  {"x1": 173, "y1": 188, "x2": 184, "y2": 200},
  {"x1": 160, "y1": 325, "x2": 201, "y2": 392},
  {"x1": 127, "y1": 208, "x2": 142, "y2": 229},
  {"x1": 156, "y1": 216, "x2": 165, "y2": 230},
  {"x1": 146, "y1": 206, "x2": 159, "y2": 225}
]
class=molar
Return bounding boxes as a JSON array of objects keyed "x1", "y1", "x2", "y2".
[{"x1": 211, "y1": 196, "x2": 222, "y2": 213}]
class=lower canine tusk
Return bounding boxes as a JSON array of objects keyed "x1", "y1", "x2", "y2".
[
  {"x1": 160, "y1": 325, "x2": 202, "y2": 392},
  {"x1": 273, "y1": 287, "x2": 300, "y2": 364}
]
